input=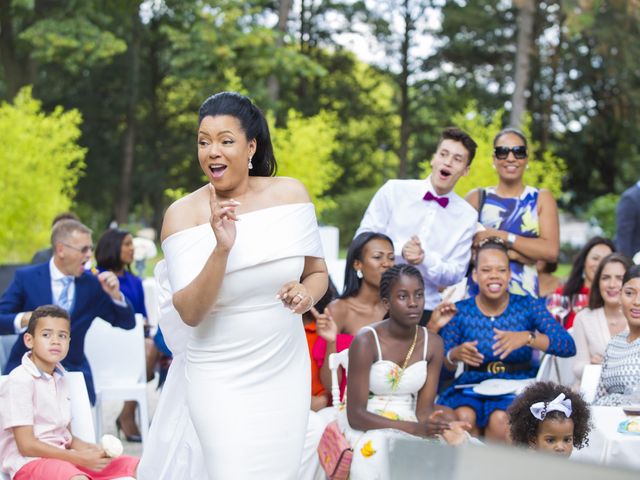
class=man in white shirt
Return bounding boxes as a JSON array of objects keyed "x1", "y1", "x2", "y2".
[{"x1": 355, "y1": 127, "x2": 478, "y2": 325}]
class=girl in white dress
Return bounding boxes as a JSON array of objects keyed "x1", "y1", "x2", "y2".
[
  {"x1": 340, "y1": 265, "x2": 465, "y2": 480},
  {"x1": 157, "y1": 92, "x2": 328, "y2": 479}
]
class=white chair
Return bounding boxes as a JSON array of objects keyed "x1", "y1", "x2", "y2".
[
  {"x1": 0, "y1": 334, "x2": 18, "y2": 373},
  {"x1": 66, "y1": 371, "x2": 97, "y2": 442},
  {"x1": 0, "y1": 372, "x2": 96, "y2": 480},
  {"x1": 535, "y1": 353, "x2": 576, "y2": 387},
  {"x1": 142, "y1": 277, "x2": 160, "y2": 336},
  {"x1": 328, "y1": 349, "x2": 349, "y2": 409},
  {"x1": 85, "y1": 314, "x2": 149, "y2": 443},
  {"x1": 579, "y1": 364, "x2": 602, "y2": 404}
]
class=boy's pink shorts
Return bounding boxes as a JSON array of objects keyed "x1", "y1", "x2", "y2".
[{"x1": 14, "y1": 455, "x2": 139, "y2": 480}]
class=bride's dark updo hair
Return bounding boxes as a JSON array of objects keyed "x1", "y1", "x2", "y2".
[{"x1": 198, "y1": 92, "x2": 277, "y2": 177}]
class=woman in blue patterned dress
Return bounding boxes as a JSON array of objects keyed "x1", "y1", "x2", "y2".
[
  {"x1": 465, "y1": 128, "x2": 559, "y2": 297},
  {"x1": 438, "y1": 238, "x2": 575, "y2": 441}
]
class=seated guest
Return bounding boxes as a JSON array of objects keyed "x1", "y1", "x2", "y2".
[
  {"x1": 338, "y1": 265, "x2": 467, "y2": 480},
  {"x1": 0, "y1": 305, "x2": 139, "y2": 480},
  {"x1": 314, "y1": 232, "x2": 395, "y2": 400},
  {"x1": 536, "y1": 261, "x2": 563, "y2": 298},
  {"x1": 466, "y1": 128, "x2": 560, "y2": 298},
  {"x1": 572, "y1": 253, "x2": 632, "y2": 387},
  {"x1": 594, "y1": 264, "x2": 640, "y2": 406},
  {"x1": 559, "y1": 236, "x2": 615, "y2": 329},
  {"x1": 0, "y1": 219, "x2": 135, "y2": 404},
  {"x1": 302, "y1": 280, "x2": 338, "y2": 411},
  {"x1": 30, "y1": 212, "x2": 80, "y2": 265},
  {"x1": 508, "y1": 381, "x2": 591, "y2": 457},
  {"x1": 438, "y1": 238, "x2": 575, "y2": 441}
]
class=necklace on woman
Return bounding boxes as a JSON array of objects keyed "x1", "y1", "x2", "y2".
[{"x1": 476, "y1": 295, "x2": 509, "y2": 321}]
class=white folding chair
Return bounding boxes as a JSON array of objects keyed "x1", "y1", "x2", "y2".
[
  {"x1": 0, "y1": 334, "x2": 18, "y2": 373},
  {"x1": 579, "y1": 364, "x2": 602, "y2": 404},
  {"x1": 142, "y1": 277, "x2": 160, "y2": 336},
  {"x1": 535, "y1": 353, "x2": 576, "y2": 387},
  {"x1": 328, "y1": 349, "x2": 349, "y2": 410},
  {"x1": 0, "y1": 372, "x2": 96, "y2": 480},
  {"x1": 85, "y1": 314, "x2": 149, "y2": 443},
  {"x1": 66, "y1": 371, "x2": 97, "y2": 442}
]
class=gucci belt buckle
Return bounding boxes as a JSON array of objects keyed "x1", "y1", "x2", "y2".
[{"x1": 486, "y1": 361, "x2": 506, "y2": 374}]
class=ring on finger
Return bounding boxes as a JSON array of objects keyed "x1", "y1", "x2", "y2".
[{"x1": 294, "y1": 293, "x2": 304, "y2": 300}]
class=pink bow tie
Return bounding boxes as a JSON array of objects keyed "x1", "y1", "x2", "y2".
[{"x1": 423, "y1": 190, "x2": 449, "y2": 208}]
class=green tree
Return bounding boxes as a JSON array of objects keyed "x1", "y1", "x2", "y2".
[
  {"x1": 272, "y1": 109, "x2": 341, "y2": 214},
  {"x1": 0, "y1": 87, "x2": 86, "y2": 262}
]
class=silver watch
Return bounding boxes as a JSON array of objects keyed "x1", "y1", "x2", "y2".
[{"x1": 506, "y1": 233, "x2": 516, "y2": 248}]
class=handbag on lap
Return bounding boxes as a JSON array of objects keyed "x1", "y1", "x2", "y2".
[
  {"x1": 317, "y1": 326, "x2": 420, "y2": 479},
  {"x1": 317, "y1": 419, "x2": 353, "y2": 480}
]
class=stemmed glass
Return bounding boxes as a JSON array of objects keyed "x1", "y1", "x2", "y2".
[
  {"x1": 572, "y1": 293, "x2": 589, "y2": 315},
  {"x1": 545, "y1": 293, "x2": 570, "y2": 324}
]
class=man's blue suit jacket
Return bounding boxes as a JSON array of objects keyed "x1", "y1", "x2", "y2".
[
  {"x1": 0, "y1": 262, "x2": 136, "y2": 403},
  {"x1": 616, "y1": 183, "x2": 640, "y2": 257}
]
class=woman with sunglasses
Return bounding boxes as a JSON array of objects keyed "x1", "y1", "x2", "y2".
[{"x1": 466, "y1": 128, "x2": 560, "y2": 298}]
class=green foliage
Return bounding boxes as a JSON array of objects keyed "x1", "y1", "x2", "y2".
[
  {"x1": 419, "y1": 103, "x2": 566, "y2": 198},
  {"x1": 20, "y1": 18, "x2": 127, "y2": 73},
  {"x1": 585, "y1": 193, "x2": 619, "y2": 238},
  {"x1": 272, "y1": 110, "x2": 341, "y2": 214},
  {"x1": 320, "y1": 187, "x2": 380, "y2": 248},
  {"x1": 0, "y1": 87, "x2": 86, "y2": 262}
]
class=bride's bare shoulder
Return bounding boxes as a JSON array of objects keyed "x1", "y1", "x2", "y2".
[
  {"x1": 161, "y1": 186, "x2": 210, "y2": 242},
  {"x1": 255, "y1": 176, "x2": 311, "y2": 204}
]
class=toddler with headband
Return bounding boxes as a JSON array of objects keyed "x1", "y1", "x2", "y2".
[{"x1": 507, "y1": 381, "x2": 591, "y2": 457}]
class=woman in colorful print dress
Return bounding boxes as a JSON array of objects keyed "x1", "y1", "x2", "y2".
[{"x1": 466, "y1": 128, "x2": 560, "y2": 298}]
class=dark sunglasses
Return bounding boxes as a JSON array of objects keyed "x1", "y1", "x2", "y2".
[{"x1": 494, "y1": 145, "x2": 527, "y2": 160}]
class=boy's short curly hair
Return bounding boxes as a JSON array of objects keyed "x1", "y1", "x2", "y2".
[{"x1": 507, "y1": 381, "x2": 591, "y2": 449}]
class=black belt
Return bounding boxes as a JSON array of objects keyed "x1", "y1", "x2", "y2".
[{"x1": 467, "y1": 361, "x2": 531, "y2": 374}]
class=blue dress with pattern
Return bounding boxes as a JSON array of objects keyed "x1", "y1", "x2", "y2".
[
  {"x1": 438, "y1": 295, "x2": 575, "y2": 427},
  {"x1": 479, "y1": 186, "x2": 540, "y2": 297}
]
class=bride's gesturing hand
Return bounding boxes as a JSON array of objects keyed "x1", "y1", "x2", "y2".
[{"x1": 208, "y1": 184, "x2": 239, "y2": 252}]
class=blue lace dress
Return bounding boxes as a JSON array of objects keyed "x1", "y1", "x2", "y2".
[
  {"x1": 438, "y1": 295, "x2": 575, "y2": 427},
  {"x1": 478, "y1": 186, "x2": 540, "y2": 297}
]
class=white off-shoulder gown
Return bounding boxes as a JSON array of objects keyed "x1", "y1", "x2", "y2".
[{"x1": 150, "y1": 203, "x2": 323, "y2": 479}]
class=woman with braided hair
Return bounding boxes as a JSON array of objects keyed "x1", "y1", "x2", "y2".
[{"x1": 338, "y1": 264, "x2": 468, "y2": 480}]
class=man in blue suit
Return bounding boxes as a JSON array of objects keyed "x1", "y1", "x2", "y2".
[
  {"x1": 0, "y1": 219, "x2": 135, "y2": 403},
  {"x1": 615, "y1": 180, "x2": 640, "y2": 258}
]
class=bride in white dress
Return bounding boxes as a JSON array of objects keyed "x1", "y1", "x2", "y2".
[{"x1": 149, "y1": 92, "x2": 328, "y2": 479}]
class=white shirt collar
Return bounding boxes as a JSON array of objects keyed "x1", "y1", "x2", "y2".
[
  {"x1": 424, "y1": 174, "x2": 453, "y2": 199},
  {"x1": 49, "y1": 257, "x2": 71, "y2": 282}
]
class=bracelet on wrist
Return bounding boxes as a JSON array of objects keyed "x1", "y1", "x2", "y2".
[{"x1": 446, "y1": 349, "x2": 456, "y2": 364}]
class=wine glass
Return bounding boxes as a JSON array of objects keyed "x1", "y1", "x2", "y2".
[
  {"x1": 545, "y1": 294, "x2": 570, "y2": 323},
  {"x1": 572, "y1": 293, "x2": 589, "y2": 314}
]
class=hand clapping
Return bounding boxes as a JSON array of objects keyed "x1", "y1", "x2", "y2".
[
  {"x1": 492, "y1": 328, "x2": 530, "y2": 360},
  {"x1": 402, "y1": 235, "x2": 424, "y2": 265}
]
